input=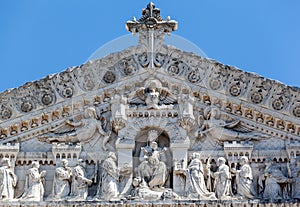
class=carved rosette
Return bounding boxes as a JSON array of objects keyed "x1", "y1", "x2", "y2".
[
  {"x1": 249, "y1": 78, "x2": 272, "y2": 104},
  {"x1": 0, "y1": 105, "x2": 12, "y2": 120},
  {"x1": 185, "y1": 68, "x2": 203, "y2": 84},
  {"x1": 207, "y1": 64, "x2": 228, "y2": 91},
  {"x1": 166, "y1": 59, "x2": 187, "y2": 76},
  {"x1": 103, "y1": 70, "x2": 116, "y2": 84},
  {"x1": 34, "y1": 80, "x2": 56, "y2": 106},
  {"x1": 54, "y1": 71, "x2": 75, "y2": 98},
  {"x1": 117, "y1": 56, "x2": 139, "y2": 76},
  {"x1": 227, "y1": 72, "x2": 249, "y2": 97},
  {"x1": 269, "y1": 84, "x2": 290, "y2": 111},
  {"x1": 12, "y1": 87, "x2": 36, "y2": 113}
]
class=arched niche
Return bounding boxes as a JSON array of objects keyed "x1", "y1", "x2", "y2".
[{"x1": 132, "y1": 127, "x2": 173, "y2": 188}]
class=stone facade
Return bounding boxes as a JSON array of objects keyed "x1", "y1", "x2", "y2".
[{"x1": 0, "y1": 2, "x2": 299, "y2": 206}]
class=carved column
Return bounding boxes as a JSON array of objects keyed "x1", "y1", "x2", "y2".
[{"x1": 170, "y1": 137, "x2": 190, "y2": 195}]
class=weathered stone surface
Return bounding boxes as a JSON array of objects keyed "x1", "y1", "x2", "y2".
[{"x1": 0, "y1": 2, "x2": 299, "y2": 206}]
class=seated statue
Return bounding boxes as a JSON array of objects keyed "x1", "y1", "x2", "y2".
[
  {"x1": 0, "y1": 158, "x2": 17, "y2": 201},
  {"x1": 38, "y1": 107, "x2": 110, "y2": 151},
  {"x1": 198, "y1": 107, "x2": 270, "y2": 142},
  {"x1": 258, "y1": 158, "x2": 292, "y2": 200},
  {"x1": 137, "y1": 141, "x2": 168, "y2": 190},
  {"x1": 19, "y1": 161, "x2": 46, "y2": 202}
]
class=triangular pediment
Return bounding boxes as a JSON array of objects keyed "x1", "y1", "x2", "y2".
[{"x1": 0, "y1": 44, "x2": 299, "y2": 144}]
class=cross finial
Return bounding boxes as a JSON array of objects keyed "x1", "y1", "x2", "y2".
[{"x1": 126, "y1": 2, "x2": 177, "y2": 34}]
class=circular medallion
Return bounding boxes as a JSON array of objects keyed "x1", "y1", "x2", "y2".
[
  {"x1": 272, "y1": 99, "x2": 284, "y2": 110},
  {"x1": 187, "y1": 71, "x2": 201, "y2": 83},
  {"x1": 229, "y1": 85, "x2": 241, "y2": 96},
  {"x1": 0, "y1": 107, "x2": 12, "y2": 120},
  {"x1": 209, "y1": 78, "x2": 222, "y2": 90},
  {"x1": 251, "y1": 92, "x2": 263, "y2": 104},
  {"x1": 293, "y1": 106, "x2": 300, "y2": 117},
  {"x1": 62, "y1": 87, "x2": 74, "y2": 98},
  {"x1": 41, "y1": 93, "x2": 54, "y2": 105},
  {"x1": 21, "y1": 101, "x2": 34, "y2": 112},
  {"x1": 103, "y1": 71, "x2": 116, "y2": 83}
]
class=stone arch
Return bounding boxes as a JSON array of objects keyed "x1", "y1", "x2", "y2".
[{"x1": 117, "y1": 117, "x2": 186, "y2": 145}]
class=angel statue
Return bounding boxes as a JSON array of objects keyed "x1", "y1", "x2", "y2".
[
  {"x1": 38, "y1": 107, "x2": 111, "y2": 151},
  {"x1": 128, "y1": 78, "x2": 177, "y2": 109},
  {"x1": 197, "y1": 107, "x2": 270, "y2": 142}
]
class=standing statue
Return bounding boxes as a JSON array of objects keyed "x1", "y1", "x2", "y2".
[
  {"x1": 0, "y1": 158, "x2": 17, "y2": 201},
  {"x1": 19, "y1": 161, "x2": 46, "y2": 202},
  {"x1": 38, "y1": 107, "x2": 111, "y2": 151},
  {"x1": 183, "y1": 152, "x2": 216, "y2": 199},
  {"x1": 137, "y1": 141, "x2": 168, "y2": 190},
  {"x1": 258, "y1": 158, "x2": 292, "y2": 200},
  {"x1": 292, "y1": 171, "x2": 300, "y2": 200},
  {"x1": 96, "y1": 152, "x2": 119, "y2": 201},
  {"x1": 69, "y1": 159, "x2": 92, "y2": 201},
  {"x1": 198, "y1": 107, "x2": 270, "y2": 142},
  {"x1": 213, "y1": 157, "x2": 232, "y2": 200},
  {"x1": 51, "y1": 159, "x2": 72, "y2": 200},
  {"x1": 233, "y1": 156, "x2": 256, "y2": 199}
]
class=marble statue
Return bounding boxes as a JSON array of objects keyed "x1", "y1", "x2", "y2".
[
  {"x1": 213, "y1": 157, "x2": 232, "y2": 200},
  {"x1": 19, "y1": 161, "x2": 46, "y2": 202},
  {"x1": 96, "y1": 152, "x2": 119, "y2": 201},
  {"x1": 198, "y1": 107, "x2": 270, "y2": 142},
  {"x1": 130, "y1": 177, "x2": 179, "y2": 200},
  {"x1": 233, "y1": 156, "x2": 256, "y2": 199},
  {"x1": 292, "y1": 171, "x2": 300, "y2": 200},
  {"x1": 128, "y1": 79, "x2": 177, "y2": 109},
  {"x1": 137, "y1": 141, "x2": 168, "y2": 190},
  {"x1": 38, "y1": 107, "x2": 110, "y2": 150},
  {"x1": 258, "y1": 158, "x2": 292, "y2": 200},
  {"x1": 287, "y1": 157, "x2": 300, "y2": 199},
  {"x1": 51, "y1": 159, "x2": 72, "y2": 200},
  {"x1": 0, "y1": 158, "x2": 17, "y2": 201},
  {"x1": 183, "y1": 152, "x2": 216, "y2": 199},
  {"x1": 69, "y1": 159, "x2": 92, "y2": 201}
]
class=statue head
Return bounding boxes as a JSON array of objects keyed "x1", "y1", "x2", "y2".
[
  {"x1": 150, "y1": 141, "x2": 158, "y2": 150},
  {"x1": 192, "y1": 152, "x2": 200, "y2": 160},
  {"x1": 240, "y1": 156, "x2": 249, "y2": 165},
  {"x1": 61, "y1": 159, "x2": 69, "y2": 167},
  {"x1": 32, "y1": 161, "x2": 40, "y2": 169},
  {"x1": 84, "y1": 107, "x2": 97, "y2": 119},
  {"x1": 107, "y1": 152, "x2": 117, "y2": 161},
  {"x1": 1, "y1": 158, "x2": 11, "y2": 168},
  {"x1": 77, "y1": 159, "x2": 85, "y2": 166},
  {"x1": 148, "y1": 130, "x2": 159, "y2": 142},
  {"x1": 217, "y1": 157, "x2": 226, "y2": 166}
]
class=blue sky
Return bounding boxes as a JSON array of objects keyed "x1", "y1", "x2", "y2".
[{"x1": 0, "y1": 1, "x2": 299, "y2": 92}]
